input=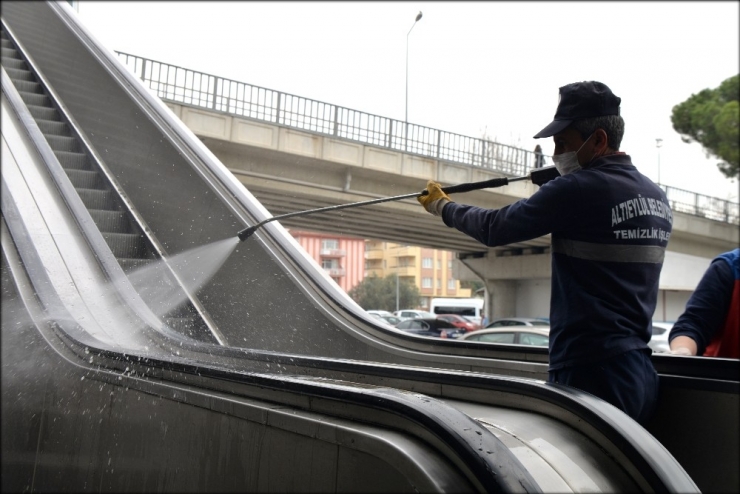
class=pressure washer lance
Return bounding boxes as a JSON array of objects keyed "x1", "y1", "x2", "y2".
[{"x1": 237, "y1": 165, "x2": 560, "y2": 242}]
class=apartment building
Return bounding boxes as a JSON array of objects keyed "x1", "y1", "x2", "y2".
[
  {"x1": 289, "y1": 230, "x2": 366, "y2": 293},
  {"x1": 290, "y1": 231, "x2": 472, "y2": 308},
  {"x1": 364, "y1": 240, "x2": 471, "y2": 310}
]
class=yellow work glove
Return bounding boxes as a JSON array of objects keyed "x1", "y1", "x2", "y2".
[{"x1": 417, "y1": 180, "x2": 452, "y2": 216}]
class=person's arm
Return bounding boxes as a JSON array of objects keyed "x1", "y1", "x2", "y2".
[
  {"x1": 669, "y1": 258, "x2": 734, "y2": 355},
  {"x1": 441, "y1": 177, "x2": 579, "y2": 247},
  {"x1": 669, "y1": 335, "x2": 698, "y2": 355}
]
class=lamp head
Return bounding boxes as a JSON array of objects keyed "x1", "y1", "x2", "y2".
[{"x1": 416, "y1": 11, "x2": 423, "y2": 22}]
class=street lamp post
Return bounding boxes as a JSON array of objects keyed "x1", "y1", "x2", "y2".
[
  {"x1": 656, "y1": 138, "x2": 663, "y2": 185},
  {"x1": 405, "y1": 11, "x2": 423, "y2": 135}
]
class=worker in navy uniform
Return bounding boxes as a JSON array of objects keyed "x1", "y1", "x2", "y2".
[{"x1": 418, "y1": 81, "x2": 673, "y2": 426}]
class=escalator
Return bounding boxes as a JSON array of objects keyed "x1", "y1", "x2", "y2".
[
  {"x1": 1, "y1": 2, "x2": 736, "y2": 492},
  {"x1": 1, "y1": 28, "x2": 216, "y2": 344}
]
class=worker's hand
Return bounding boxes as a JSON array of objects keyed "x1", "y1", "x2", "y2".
[
  {"x1": 418, "y1": 180, "x2": 452, "y2": 216},
  {"x1": 668, "y1": 335, "x2": 697, "y2": 356},
  {"x1": 668, "y1": 347, "x2": 694, "y2": 356}
]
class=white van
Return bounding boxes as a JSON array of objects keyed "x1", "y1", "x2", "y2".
[{"x1": 429, "y1": 298, "x2": 484, "y2": 326}]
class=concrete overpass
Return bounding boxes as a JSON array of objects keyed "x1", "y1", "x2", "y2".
[{"x1": 117, "y1": 53, "x2": 739, "y2": 319}]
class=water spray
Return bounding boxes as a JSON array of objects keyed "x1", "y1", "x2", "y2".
[{"x1": 237, "y1": 166, "x2": 560, "y2": 242}]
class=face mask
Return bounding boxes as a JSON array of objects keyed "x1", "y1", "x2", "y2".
[{"x1": 552, "y1": 133, "x2": 594, "y2": 176}]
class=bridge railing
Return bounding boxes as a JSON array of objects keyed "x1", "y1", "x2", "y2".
[{"x1": 115, "y1": 52, "x2": 738, "y2": 225}]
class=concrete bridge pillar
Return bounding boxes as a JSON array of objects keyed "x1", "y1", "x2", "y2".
[
  {"x1": 486, "y1": 280, "x2": 518, "y2": 319},
  {"x1": 457, "y1": 251, "x2": 552, "y2": 320}
]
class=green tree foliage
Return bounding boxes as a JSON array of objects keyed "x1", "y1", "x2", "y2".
[
  {"x1": 348, "y1": 274, "x2": 420, "y2": 311},
  {"x1": 671, "y1": 74, "x2": 739, "y2": 179},
  {"x1": 460, "y1": 279, "x2": 484, "y2": 294}
]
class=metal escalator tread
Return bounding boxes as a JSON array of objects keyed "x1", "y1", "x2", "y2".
[
  {"x1": 2, "y1": 30, "x2": 212, "y2": 343},
  {"x1": 26, "y1": 104, "x2": 60, "y2": 122},
  {"x1": 64, "y1": 169, "x2": 102, "y2": 189},
  {"x1": 76, "y1": 188, "x2": 119, "y2": 211},
  {"x1": 89, "y1": 209, "x2": 130, "y2": 233},
  {"x1": 53, "y1": 150, "x2": 89, "y2": 170},
  {"x1": 16, "y1": 90, "x2": 50, "y2": 107},
  {"x1": 35, "y1": 119, "x2": 70, "y2": 136},
  {"x1": 101, "y1": 232, "x2": 147, "y2": 259},
  {"x1": 3, "y1": 65, "x2": 34, "y2": 82},
  {"x1": 1, "y1": 46, "x2": 20, "y2": 60},
  {"x1": 1, "y1": 56, "x2": 28, "y2": 71},
  {"x1": 38, "y1": 133, "x2": 80, "y2": 153},
  {"x1": 10, "y1": 77, "x2": 41, "y2": 94}
]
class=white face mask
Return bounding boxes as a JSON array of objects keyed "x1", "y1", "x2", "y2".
[{"x1": 552, "y1": 133, "x2": 594, "y2": 176}]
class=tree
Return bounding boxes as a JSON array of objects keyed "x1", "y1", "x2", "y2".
[
  {"x1": 348, "y1": 274, "x2": 420, "y2": 311},
  {"x1": 459, "y1": 279, "x2": 484, "y2": 294},
  {"x1": 671, "y1": 74, "x2": 739, "y2": 179}
]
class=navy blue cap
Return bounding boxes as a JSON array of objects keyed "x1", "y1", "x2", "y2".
[{"x1": 534, "y1": 81, "x2": 621, "y2": 138}]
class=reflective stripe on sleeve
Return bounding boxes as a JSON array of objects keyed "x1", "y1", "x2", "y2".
[{"x1": 552, "y1": 238, "x2": 665, "y2": 263}]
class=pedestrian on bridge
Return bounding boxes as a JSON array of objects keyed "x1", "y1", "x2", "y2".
[{"x1": 417, "y1": 81, "x2": 673, "y2": 426}]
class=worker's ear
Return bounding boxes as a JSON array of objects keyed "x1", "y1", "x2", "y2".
[{"x1": 593, "y1": 128, "x2": 610, "y2": 153}]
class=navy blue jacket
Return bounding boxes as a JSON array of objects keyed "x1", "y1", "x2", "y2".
[
  {"x1": 669, "y1": 249, "x2": 737, "y2": 354},
  {"x1": 442, "y1": 154, "x2": 673, "y2": 369}
]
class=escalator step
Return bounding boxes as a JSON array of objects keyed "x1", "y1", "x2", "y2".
[
  {"x1": 89, "y1": 209, "x2": 130, "y2": 233},
  {"x1": 3, "y1": 66, "x2": 34, "y2": 82},
  {"x1": 54, "y1": 150, "x2": 89, "y2": 170},
  {"x1": 18, "y1": 90, "x2": 51, "y2": 107},
  {"x1": 1, "y1": 57, "x2": 28, "y2": 71},
  {"x1": 36, "y1": 119, "x2": 70, "y2": 137},
  {"x1": 101, "y1": 232, "x2": 147, "y2": 259},
  {"x1": 11, "y1": 79, "x2": 42, "y2": 94},
  {"x1": 27, "y1": 104, "x2": 60, "y2": 121},
  {"x1": 77, "y1": 188, "x2": 117, "y2": 210},
  {"x1": 2, "y1": 32, "x2": 211, "y2": 342},
  {"x1": 118, "y1": 258, "x2": 155, "y2": 272},
  {"x1": 65, "y1": 169, "x2": 102, "y2": 189},
  {"x1": 0, "y1": 47, "x2": 21, "y2": 61},
  {"x1": 44, "y1": 134, "x2": 80, "y2": 153}
]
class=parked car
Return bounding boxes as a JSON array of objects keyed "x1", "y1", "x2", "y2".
[
  {"x1": 394, "y1": 310, "x2": 436, "y2": 319},
  {"x1": 649, "y1": 321, "x2": 673, "y2": 353},
  {"x1": 436, "y1": 314, "x2": 480, "y2": 332},
  {"x1": 366, "y1": 310, "x2": 395, "y2": 318},
  {"x1": 460, "y1": 327, "x2": 550, "y2": 346},
  {"x1": 395, "y1": 318, "x2": 466, "y2": 339},
  {"x1": 369, "y1": 313, "x2": 405, "y2": 326},
  {"x1": 485, "y1": 317, "x2": 550, "y2": 328}
]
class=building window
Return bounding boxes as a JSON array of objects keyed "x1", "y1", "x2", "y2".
[
  {"x1": 422, "y1": 257, "x2": 433, "y2": 269},
  {"x1": 448, "y1": 279, "x2": 456, "y2": 290},
  {"x1": 322, "y1": 259, "x2": 339, "y2": 270},
  {"x1": 448, "y1": 260, "x2": 452, "y2": 269},
  {"x1": 422, "y1": 277, "x2": 432, "y2": 288},
  {"x1": 420, "y1": 297, "x2": 429, "y2": 308},
  {"x1": 437, "y1": 259, "x2": 441, "y2": 269},
  {"x1": 436, "y1": 278, "x2": 441, "y2": 289},
  {"x1": 398, "y1": 257, "x2": 414, "y2": 267},
  {"x1": 322, "y1": 239, "x2": 339, "y2": 250}
]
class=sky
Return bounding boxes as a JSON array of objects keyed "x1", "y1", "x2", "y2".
[{"x1": 75, "y1": 1, "x2": 739, "y2": 201}]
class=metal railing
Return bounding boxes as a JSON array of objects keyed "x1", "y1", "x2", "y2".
[{"x1": 115, "y1": 52, "x2": 738, "y2": 225}]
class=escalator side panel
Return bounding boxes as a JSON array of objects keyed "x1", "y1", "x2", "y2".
[{"x1": 0, "y1": 237, "x2": 477, "y2": 494}]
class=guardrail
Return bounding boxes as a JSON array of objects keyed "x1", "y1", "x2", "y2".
[{"x1": 115, "y1": 52, "x2": 738, "y2": 225}]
